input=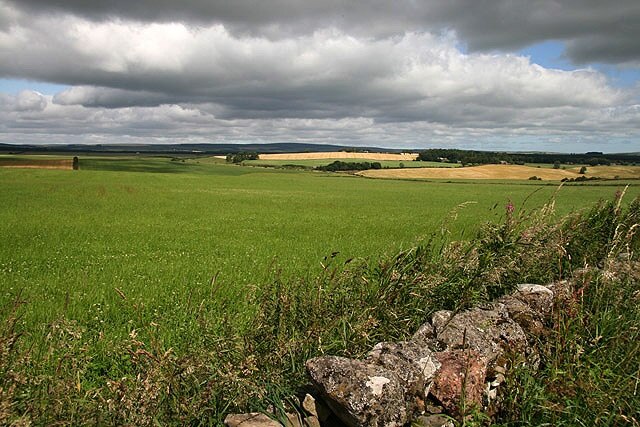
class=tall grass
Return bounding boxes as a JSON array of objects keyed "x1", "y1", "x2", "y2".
[{"x1": 497, "y1": 194, "x2": 640, "y2": 426}]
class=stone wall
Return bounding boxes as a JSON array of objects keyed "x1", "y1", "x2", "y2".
[{"x1": 225, "y1": 282, "x2": 559, "y2": 427}]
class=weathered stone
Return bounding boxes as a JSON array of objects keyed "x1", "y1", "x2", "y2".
[
  {"x1": 366, "y1": 341, "x2": 440, "y2": 400},
  {"x1": 513, "y1": 284, "x2": 554, "y2": 314},
  {"x1": 224, "y1": 413, "x2": 282, "y2": 427},
  {"x1": 431, "y1": 305, "x2": 527, "y2": 368},
  {"x1": 285, "y1": 413, "x2": 304, "y2": 427},
  {"x1": 414, "y1": 414, "x2": 455, "y2": 427},
  {"x1": 303, "y1": 416, "x2": 321, "y2": 427},
  {"x1": 430, "y1": 350, "x2": 487, "y2": 415},
  {"x1": 498, "y1": 298, "x2": 543, "y2": 337},
  {"x1": 301, "y1": 394, "x2": 331, "y2": 422},
  {"x1": 302, "y1": 394, "x2": 317, "y2": 417},
  {"x1": 412, "y1": 322, "x2": 436, "y2": 342},
  {"x1": 306, "y1": 356, "x2": 408, "y2": 427},
  {"x1": 411, "y1": 322, "x2": 448, "y2": 352},
  {"x1": 425, "y1": 403, "x2": 443, "y2": 414},
  {"x1": 223, "y1": 412, "x2": 306, "y2": 427}
]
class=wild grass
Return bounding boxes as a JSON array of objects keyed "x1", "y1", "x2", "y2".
[
  {"x1": 496, "y1": 195, "x2": 640, "y2": 427},
  {"x1": 0, "y1": 159, "x2": 639, "y2": 425}
]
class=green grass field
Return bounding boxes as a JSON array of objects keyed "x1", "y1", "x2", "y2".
[
  {"x1": 2, "y1": 158, "x2": 636, "y2": 336},
  {"x1": 1, "y1": 155, "x2": 639, "y2": 424}
]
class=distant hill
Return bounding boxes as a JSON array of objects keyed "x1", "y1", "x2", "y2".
[
  {"x1": 0, "y1": 142, "x2": 406, "y2": 155},
  {"x1": 2, "y1": 143, "x2": 639, "y2": 165}
]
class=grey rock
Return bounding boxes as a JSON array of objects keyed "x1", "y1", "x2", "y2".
[
  {"x1": 411, "y1": 322, "x2": 447, "y2": 352},
  {"x1": 431, "y1": 305, "x2": 527, "y2": 368},
  {"x1": 303, "y1": 416, "x2": 321, "y2": 427},
  {"x1": 424, "y1": 404, "x2": 443, "y2": 414},
  {"x1": 366, "y1": 341, "x2": 440, "y2": 400},
  {"x1": 513, "y1": 284, "x2": 554, "y2": 315},
  {"x1": 499, "y1": 284, "x2": 554, "y2": 338},
  {"x1": 301, "y1": 394, "x2": 331, "y2": 422},
  {"x1": 306, "y1": 356, "x2": 408, "y2": 427},
  {"x1": 414, "y1": 414, "x2": 455, "y2": 427},
  {"x1": 224, "y1": 413, "x2": 282, "y2": 427},
  {"x1": 302, "y1": 394, "x2": 317, "y2": 417},
  {"x1": 285, "y1": 413, "x2": 304, "y2": 427}
]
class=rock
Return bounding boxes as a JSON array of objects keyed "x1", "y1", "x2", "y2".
[
  {"x1": 412, "y1": 322, "x2": 436, "y2": 342},
  {"x1": 498, "y1": 284, "x2": 554, "y2": 338},
  {"x1": 513, "y1": 284, "x2": 554, "y2": 315},
  {"x1": 224, "y1": 412, "x2": 305, "y2": 427},
  {"x1": 366, "y1": 341, "x2": 441, "y2": 400},
  {"x1": 302, "y1": 394, "x2": 331, "y2": 422},
  {"x1": 306, "y1": 356, "x2": 408, "y2": 427},
  {"x1": 303, "y1": 416, "x2": 321, "y2": 427},
  {"x1": 430, "y1": 350, "x2": 487, "y2": 415},
  {"x1": 224, "y1": 413, "x2": 282, "y2": 427},
  {"x1": 302, "y1": 394, "x2": 317, "y2": 417},
  {"x1": 431, "y1": 305, "x2": 527, "y2": 368},
  {"x1": 425, "y1": 404, "x2": 443, "y2": 414},
  {"x1": 414, "y1": 414, "x2": 455, "y2": 427},
  {"x1": 411, "y1": 322, "x2": 447, "y2": 352},
  {"x1": 285, "y1": 413, "x2": 304, "y2": 427}
]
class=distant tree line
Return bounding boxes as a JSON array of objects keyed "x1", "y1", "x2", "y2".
[
  {"x1": 226, "y1": 151, "x2": 259, "y2": 163},
  {"x1": 316, "y1": 161, "x2": 382, "y2": 171},
  {"x1": 561, "y1": 176, "x2": 601, "y2": 183},
  {"x1": 416, "y1": 149, "x2": 638, "y2": 166}
]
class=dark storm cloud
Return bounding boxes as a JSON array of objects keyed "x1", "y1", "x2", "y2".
[{"x1": 9, "y1": 0, "x2": 640, "y2": 64}]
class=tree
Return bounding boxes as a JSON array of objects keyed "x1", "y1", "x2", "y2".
[
  {"x1": 553, "y1": 160, "x2": 561, "y2": 169},
  {"x1": 579, "y1": 166, "x2": 587, "y2": 174},
  {"x1": 226, "y1": 152, "x2": 259, "y2": 163}
]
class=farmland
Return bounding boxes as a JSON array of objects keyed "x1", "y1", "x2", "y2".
[
  {"x1": 257, "y1": 151, "x2": 418, "y2": 161},
  {"x1": 1, "y1": 154, "x2": 639, "y2": 424},
  {"x1": 1, "y1": 155, "x2": 639, "y2": 338},
  {"x1": 244, "y1": 158, "x2": 460, "y2": 169},
  {"x1": 359, "y1": 163, "x2": 640, "y2": 180},
  {"x1": 2, "y1": 156, "x2": 637, "y2": 325}
]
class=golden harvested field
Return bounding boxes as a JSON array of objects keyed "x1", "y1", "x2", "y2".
[
  {"x1": 567, "y1": 165, "x2": 640, "y2": 179},
  {"x1": 358, "y1": 164, "x2": 640, "y2": 180},
  {"x1": 258, "y1": 151, "x2": 418, "y2": 161}
]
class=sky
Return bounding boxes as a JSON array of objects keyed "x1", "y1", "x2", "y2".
[{"x1": 1, "y1": 1, "x2": 639, "y2": 152}]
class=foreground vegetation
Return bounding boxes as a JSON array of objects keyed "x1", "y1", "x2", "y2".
[{"x1": 1, "y1": 157, "x2": 639, "y2": 425}]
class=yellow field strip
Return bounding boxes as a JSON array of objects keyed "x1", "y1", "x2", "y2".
[
  {"x1": 358, "y1": 164, "x2": 640, "y2": 180},
  {"x1": 258, "y1": 151, "x2": 418, "y2": 161}
]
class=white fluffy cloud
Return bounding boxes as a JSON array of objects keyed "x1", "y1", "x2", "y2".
[{"x1": 0, "y1": 0, "x2": 639, "y2": 150}]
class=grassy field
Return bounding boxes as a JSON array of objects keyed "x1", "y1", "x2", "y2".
[
  {"x1": 2, "y1": 156, "x2": 638, "y2": 333},
  {"x1": 1, "y1": 155, "x2": 639, "y2": 424},
  {"x1": 2, "y1": 158, "x2": 637, "y2": 330}
]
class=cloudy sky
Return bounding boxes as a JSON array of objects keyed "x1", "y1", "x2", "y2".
[{"x1": 1, "y1": 0, "x2": 639, "y2": 152}]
